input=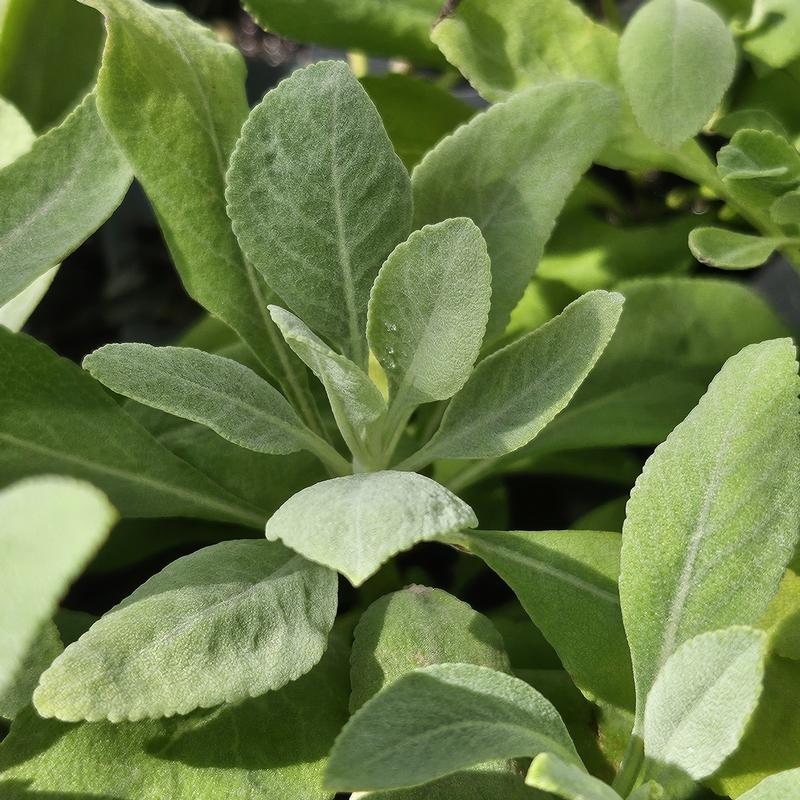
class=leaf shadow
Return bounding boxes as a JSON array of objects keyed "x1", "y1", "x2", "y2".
[{"x1": 0, "y1": 779, "x2": 122, "y2": 800}]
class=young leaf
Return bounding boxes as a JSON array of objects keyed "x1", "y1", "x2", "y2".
[
  {"x1": 0, "y1": 631, "x2": 351, "y2": 798},
  {"x1": 620, "y1": 339, "x2": 800, "y2": 728},
  {"x1": 325, "y1": 663, "x2": 580, "y2": 792},
  {"x1": 717, "y1": 129, "x2": 800, "y2": 184},
  {"x1": 525, "y1": 752, "x2": 621, "y2": 799},
  {"x1": 401, "y1": 291, "x2": 623, "y2": 467},
  {"x1": 619, "y1": 0, "x2": 736, "y2": 147},
  {"x1": 452, "y1": 529, "x2": 634, "y2": 710},
  {"x1": 350, "y1": 586, "x2": 510, "y2": 711},
  {"x1": 0, "y1": 329, "x2": 264, "y2": 526},
  {"x1": 269, "y1": 305, "x2": 387, "y2": 462},
  {"x1": 0, "y1": 91, "x2": 131, "y2": 308},
  {"x1": 367, "y1": 218, "x2": 491, "y2": 410},
  {"x1": 412, "y1": 82, "x2": 620, "y2": 337},
  {"x1": 82, "y1": 0, "x2": 312, "y2": 418},
  {"x1": 227, "y1": 60, "x2": 412, "y2": 367},
  {"x1": 82, "y1": 344, "x2": 347, "y2": 473},
  {"x1": 688, "y1": 228, "x2": 787, "y2": 269},
  {"x1": 643, "y1": 627, "x2": 767, "y2": 781},
  {"x1": 34, "y1": 540, "x2": 337, "y2": 722},
  {"x1": 740, "y1": 0, "x2": 800, "y2": 69},
  {"x1": 771, "y1": 189, "x2": 800, "y2": 226},
  {"x1": 0, "y1": 477, "x2": 115, "y2": 703},
  {"x1": 738, "y1": 769, "x2": 800, "y2": 799},
  {"x1": 265, "y1": 471, "x2": 477, "y2": 586}
]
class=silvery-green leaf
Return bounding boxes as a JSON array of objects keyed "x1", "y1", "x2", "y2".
[
  {"x1": 34, "y1": 540, "x2": 337, "y2": 722},
  {"x1": 620, "y1": 339, "x2": 800, "y2": 729},
  {"x1": 269, "y1": 305, "x2": 386, "y2": 462},
  {"x1": 688, "y1": 228, "x2": 788, "y2": 269},
  {"x1": 325, "y1": 663, "x2": 580, "y2": 792},
  {"x1": 643, "y1": 627, "x2": 767, "y2": 781},
  {"x1": 227, "y1": 60, "x2": 412, "y2": 367},
  {"x1": 368, "y1": 218, "x2": 491, "y2": 413},
  {"x1": 402, "y1": 291, "x2": 623, "y2": 466},
  {"x1": 0, "y1": 631, "x2": 351, "y2": 799},
  {"x1": 350, "y1": 586, "x2": 510, "y2": 711},
  {"x1": 412, "y1": 82, "x2": 619, "y2": 337},
  {"x1": 265, "y1": 471, "x2": 477, "y2": 586},
  {"x1": 452, "y1": 529, "x2": 633, "y2": 710},
  {"x1": 619, "y1": 0, "x2": 736, "y2": 147},
  {"x1": 737, "y1": 769, "x2": 800, "y2": 799},
  {"x1": 0, "y1": 91, "x2": 130, "y2": 308},
  {"x1": 0, "y1": 328, "x2": 265, "y2": 526},
  {"x1": 0, "y1": 477, "x2": 116, "y2": 704},
  {"x1": 525, "y1": 752, "x2": 621, "y2": 799}
]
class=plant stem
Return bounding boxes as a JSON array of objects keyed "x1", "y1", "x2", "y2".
[{"x1": 612, "y1": 735, "x2": 645, "y2": 797}]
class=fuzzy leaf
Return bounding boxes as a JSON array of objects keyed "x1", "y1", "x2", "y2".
[
  {"x1": 265, "y1": 471, "x2": 477, "y2": 585},
  {"x1": 717, "y1": 129, "x2": 800, "y2": 184},
  {"x1": 368, "y1": 218, "x2": 491, "y2": 409},
  {"x1": 412, "y1": 82, "x2": 619, "y2": 337},
  {"x1": 688, "y1": 228, "x2": 785, "y2": 269},
  {"x1": 350, "y1": 586, "x2": 510, "y2": 711},
  {"x1": 325, "y1": 663, "x2": 580, "y2": 792},
  {"x1": 404, "y1": 291, "x2": 623, "y2": 466},
  {"x1": 0, "y1": 91, "x2": 130, "y2": 308},
  {"x1": 525, "y1": 752, "x2": 621, "y2": 799},
  {"x1": 620, "y1": 339, "x2": 800, "y2": 728},
  {"x1": 643, "y1": 628, "x2": 767, "y2": 780},
  {"x1": 0, "y1": 478, "x2": 115, "y2": 703},
  {"x1": 453, "y1": 529, "x2": 633, "y2": 710},
  {"x1": 619, "y1": 0, "x2": 736, "y2": 147},
  {"x1": 34, "y1": 540, "x2": 337, "y2": 722},
  {"x1": 227, "y1": 60, "x2": 412, "y2": 367},
  {"x1": 737, "y1": 769, "x2": 800, "y2": 799},
  {"x1": 0, "y1": 329, "x2": 265, "y2": 526}
]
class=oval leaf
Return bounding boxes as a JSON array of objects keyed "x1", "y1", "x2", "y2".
[
  {"x1": 689, "y1": 227, "x2": 784, "y2": 269},
  {"x1": 526, "y1": 752, "x2": 621, "y2": 800}
]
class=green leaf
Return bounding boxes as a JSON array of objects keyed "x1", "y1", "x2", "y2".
[
  {"x1": 244, "y1": 0, "x2": 442, "y2": 65},
  {"x1": 718, "y1": 129, "x2": 800, "y2": 184},
  {"x1": 0, "y1": 0, "x2": 103, "y2": 131},
  {"x1": 0, "y1": 328, "x2": 265, "y2": 526},
  {"x1": 0, "y1": 91, "x2": 131, "y2": 308},
  {"x1": 34, "y1": 540, "x2": 337, "y2": 722},
  {"x1": 325, "y1": 663, "x2": 580, "y2": 792},
  {"x1": 82, "y1": 344, "x2": 347, "y2": 473},
  {"x1": 643, "y1": 627, "x2": 767, "y2": 781},
  {"x1": 82, "y1": 0, "x2": 312, "y2": 420},
  {"x1": 688, "y1": 228, "x2": 787, "y2": 269},
  {"x1": 402, "y1": 291, "x2": 623, "y2": 467},
  {"x1": 453, "y1": 529, "x2": 634, "y2": 710},
  {"x1": 738, "y1": 769, "x2": 800, "y2": 799},
  {"x1": 412, "y1": 82, "x2": 620, "y2": 337},
  {"x1": 771, "y1": 189, "x2": 800, "y2": 226},
  {"x1": 618, "y1": 0, "x2": 736, "y2": 147},
  {"x1": 619, "y1": 339, "x2": 800, "y2": 729},
  {"x1": 741, "y1": 0, "x2": 800, "y2": 69},
  {"x1": 526, "y1": 752, "x2": 621, "y2": 799},
  {"x1": 227, "y1": 60, "x2": 412, "y2": 367},
  {"x1": 0, "y1": 97, "x2": 34, "y2": 168},
  {"x1": 265, "y1": 471, "x2": 477, "y2": 586},
  {"x1": 368, "y1": 218, "x2": 491, "y2": 411},
  {"x1": 361, "y1": 73, "x2": 474, "y2": 170},
  {"x1": 0, "y1": 630, "x2": 351, "y2": 799},
  {"x1": 0, "y1": 477, "x2": 115, "y2": 704},
  {"x1": 712, "y1": 109, "x2": 790, "y2": 140},
  {"x1": 629, "y1": 782, "x2": 665, "y2": 800},
  {"x1": 269, "y1": 305, "x2": 387, "y2": 463},
  {"x1": 350, "y1": 586, "x2": 510, "y2": 711},
  {"x1": 532, "y1": 277, "x2": 789, "y2": 453}
]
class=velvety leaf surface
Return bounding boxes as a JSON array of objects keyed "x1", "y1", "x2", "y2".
[
  {"x1": 227, "y1": 60, "x2": 412, "y2": 367},
  {"x1": 620, "y1": 339, "x2": 800, "y2": 728},
  {"x1": 34, "y1": 540, "x2": 337, "y2": 722},
  {"x1": 350, "y1": 586, "x2": 510, "y2": 711},
  {"x1": 0, "y1": 631, "x2": 351, "y2": 799},
  {"x1": 0, "y1": 478, "x2": 115, "y2": 704},
  {"x1": 412, "y1": 82, "x2": 619, "y2": 337},
  {"x1": 526, "y1": 752, "x2": 621, "y2": 799},
  {"x1": 689, "y1": 228, "x2": 784, "y2": 269},
  {"x1": 325, "y1": 663, "x2": 580, "y2": 792},
  {"x1": 454, "y1": 529, "x2": 634, "y2": 710},
  {"x1": 265, "y1": 471, "x2": 477, "y2": 585},
  {"x1": 643, "y1": 628, "x2": 766, "y2": 781},
  {"x1": 737, "y1": 769, "x2": 800, "y2": 799},
  {"x1": 368, "y1": 218, "x2": 491, "y2": 408},
  {"x1": 619, "y1": 0, "x2": 736, "y2": 147},
  {"x1": 0, "y1": 329, "x2": 264, "y2": 526},
  {"x1": 403, "y1": 291, "x2": 623, "y2": 466},
  {"x1": 0, "y1": 91, "x2": 131, "y2": 307},
  {"x1": 244, "y1": 0, "x2": 443, "y2": 65}
]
